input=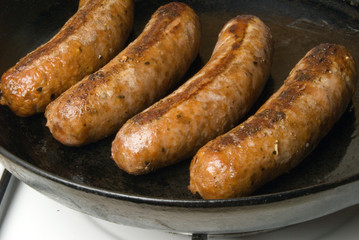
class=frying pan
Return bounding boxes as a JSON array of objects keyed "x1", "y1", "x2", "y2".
[{"x1": 1, "y1": 0, "x2": 359, "y2": 237}]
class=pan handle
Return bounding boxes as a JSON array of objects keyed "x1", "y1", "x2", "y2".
[{"x1": 0, "y1": 169, "x2": 18, "y2": 226}]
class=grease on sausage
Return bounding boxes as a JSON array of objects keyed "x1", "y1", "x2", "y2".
[
  {"x1": 189, "y1": 43, "x2": 357, "y2": 199},
  {"x1": 111, "y1": 15, "x2": 273, "y2": 175},
  {"x1": 45, "y1": 2, "x2": 201, "y2": 146}
]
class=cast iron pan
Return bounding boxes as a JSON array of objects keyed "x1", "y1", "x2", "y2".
[{"x1": 1, "y1": 0, "x2": 359, "y2": 236}]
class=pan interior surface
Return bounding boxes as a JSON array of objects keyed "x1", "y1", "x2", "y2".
[{"x1": 0, "y1": 0, "x2": 359, "y2": 207}]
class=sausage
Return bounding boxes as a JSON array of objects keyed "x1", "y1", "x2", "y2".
[
  {"x1": 0, "y1": 0, "x2": 134, "y2": 117},
  {"x1": 45, "y1": 2, "x2": 201, "y2": 146},
  {"x1": 0, "y1": 0, "x2": 133, "y2": 117},
  {"x1": 111, "y1": 15, "x2": 274, "y2": 175},
  {"x1": 189, "y1": 43, "x2": 357, "y2": 199}
]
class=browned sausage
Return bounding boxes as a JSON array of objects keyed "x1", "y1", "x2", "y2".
[
  {"x1": 111, "y1": 15, "x2": 274, "y2": 175},
  {"x1": 45, "y1": 2, "x2": 201, "y2": 146},
  {"x1": 189, "y1": 43, "x2": 357, "y2": 199},
  {"x1": 0, "y1": 0, "x2": 134, "y2": 117}
]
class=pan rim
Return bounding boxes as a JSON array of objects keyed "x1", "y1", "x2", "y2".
[{"x1": 1, "y1": 145, "x2": 359, "y2": 208}]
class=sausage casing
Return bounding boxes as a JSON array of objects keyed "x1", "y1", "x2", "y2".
[
  {"x1": 45, "y1": 2, "x2": 201, "y2": 146},
  {"x1": 189, "y1": 43, "x2": 357, "y2": 199},
  {"x1": 0, "y1": 0, "x2": 134, "y2": 116},
  {"x1": 111, "y1": 15, "x2": 273, "y2": 175}
]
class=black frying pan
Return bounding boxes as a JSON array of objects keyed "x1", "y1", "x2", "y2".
[{"x1": 0, "y1": 0, "x2": 359, "y2": 236}]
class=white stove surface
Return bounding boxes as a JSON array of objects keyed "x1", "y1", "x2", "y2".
[{"x1": 0, "y1": 173, "x2": 359, "y2": 239}]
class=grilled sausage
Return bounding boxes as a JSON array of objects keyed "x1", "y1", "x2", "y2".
[
  {"x1": 45, "y1": 2, "x2": 201, "y2": 146},
  {"x1": 0, "y1": 0, "x2": 134, "y2": 117},
  {"x1": 111, "y1": 15, "x2": 274, "y2": 175},
  {"x1": 189, "y1": 43, "x2": 357, "y2": 199}
]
